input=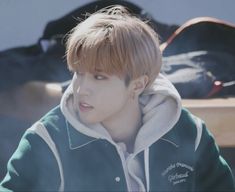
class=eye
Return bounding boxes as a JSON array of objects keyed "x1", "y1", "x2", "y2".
[
  {"x1": 76, "y1": 71, "x2": 84, "y2": 76},
  {"x1": 94, "y1": 74, "x2": 107, "y2": 80}
]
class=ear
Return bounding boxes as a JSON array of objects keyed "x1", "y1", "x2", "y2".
[{"x1": 131, "y1": 75, "x2": 149, "y2": 96}]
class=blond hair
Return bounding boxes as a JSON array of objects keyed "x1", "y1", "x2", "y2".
[{"x1": 66, "y1": 6, "x2": 162, "y2": 88}]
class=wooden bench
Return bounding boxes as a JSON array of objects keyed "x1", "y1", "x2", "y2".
[{"x1": 183, "y1": 98, "x2": 235, "y2": 147}]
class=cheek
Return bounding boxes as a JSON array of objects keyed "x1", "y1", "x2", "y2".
[{"x1": 96, "y1": 89, "x2": 129, "y2": 113}]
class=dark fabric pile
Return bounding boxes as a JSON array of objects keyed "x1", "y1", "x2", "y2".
[{"x1": 161, "y1": 18, "x2": 235, "y2": 98}]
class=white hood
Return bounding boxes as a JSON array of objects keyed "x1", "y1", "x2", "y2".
[{"x1": 60, "y1": 73, "x2": 182, "y2": 154}]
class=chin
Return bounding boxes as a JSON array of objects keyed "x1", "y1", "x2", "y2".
[{"x1": 79, "y1": 116, "x2": 99, "y2": 125}]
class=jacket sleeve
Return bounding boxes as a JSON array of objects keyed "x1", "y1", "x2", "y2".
[
  {"x1": 0, "y1": 129, "x2": 61, "y2": 191},
  {"x1": 194, "y1": 123, "x2": 235, "y2": 191}
]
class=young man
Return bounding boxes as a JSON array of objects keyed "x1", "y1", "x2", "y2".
[{"x1": 0, "y1": 6, "x2": 234, "y2": 192}]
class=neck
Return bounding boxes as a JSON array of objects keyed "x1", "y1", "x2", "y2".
[{"x1": 102, "y1": 99, "x2": 142, "y2": 153}]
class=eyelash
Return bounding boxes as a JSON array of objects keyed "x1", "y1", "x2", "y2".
[
  {"x1": 76, "y1": 72, "x2": 107, "y2": 80},
  {"x1": 77, "y1": 72, "x2": 83, "y2": 76},
  {"x1": 94, "y1": 74, "x2": 107, "y2": 80}
]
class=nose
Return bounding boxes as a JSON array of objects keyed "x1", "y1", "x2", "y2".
[{"x1": 76, "y1": 73, "x2": 91, "y2": 97}]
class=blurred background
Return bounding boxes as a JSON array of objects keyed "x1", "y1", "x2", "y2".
[{"x1": 1, "y1": 0, "x2": 235, "y2": 51}]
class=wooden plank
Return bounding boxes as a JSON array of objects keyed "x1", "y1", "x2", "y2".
[{"x1": 183, "y1": 98, "x2": 235, "y2": 147}]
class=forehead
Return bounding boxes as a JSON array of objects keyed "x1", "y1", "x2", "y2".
[{"x1": 76, "y1": 67, "x2": 107, "y2": 74}]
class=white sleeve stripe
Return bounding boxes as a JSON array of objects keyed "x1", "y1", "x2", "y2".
[
  {"x1": 144, "y1": 148, "x2": 150, "y2": 192},
  {"x1": 28, "y1": 122, "x2": 64, "y2": 192},
  {"x1": 191, "y1": 116, "x2": 203, "y2": 151}
]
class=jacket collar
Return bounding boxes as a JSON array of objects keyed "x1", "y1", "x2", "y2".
[
  {"x1": 160, "y1": 126, "x2": 180, "y2": 148},
  {"x1": 66, "y1": 120, "x2": 99, "y2": 150},
  {"x1": 66, "y1": 119, "x2": 180, "y2": 150}
]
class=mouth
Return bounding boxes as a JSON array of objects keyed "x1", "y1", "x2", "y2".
[{"x1": 79, "y1": 102, "x2": 94, "y2": 112}]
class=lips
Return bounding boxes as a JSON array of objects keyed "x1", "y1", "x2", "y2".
[{"x1": 79, "y1": 102, "x2": 94, "y2": 112}]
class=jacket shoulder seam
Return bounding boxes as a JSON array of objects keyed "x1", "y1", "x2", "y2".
[
  {"x1": 188, "y1": 114, "x2": 203, "y2": 151},
  {"x1": 28, "y1": 122, "x2": 64, "y2": 191}
]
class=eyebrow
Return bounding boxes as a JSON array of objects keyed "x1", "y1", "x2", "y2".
[{"x1": 94, "y1": 68, "x2": 104, "y2": 73}]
